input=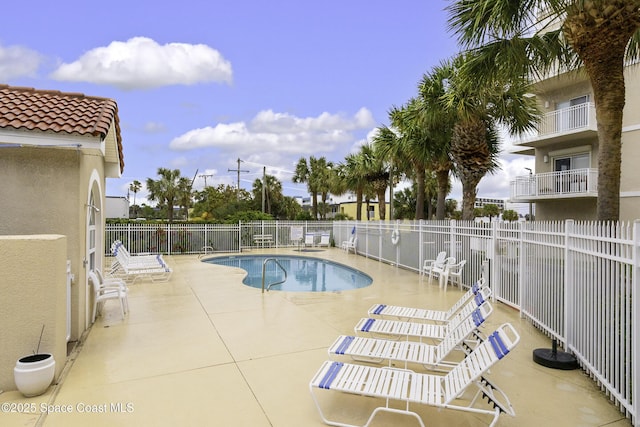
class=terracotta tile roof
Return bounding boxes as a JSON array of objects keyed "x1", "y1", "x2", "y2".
[{"x1": 0, "y1": 84, "x2": 124, "y2": 173}]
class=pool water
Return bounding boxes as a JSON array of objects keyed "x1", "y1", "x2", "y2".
[{"x1": 203, "y1": 255, "x2": 373, "y2": 292}]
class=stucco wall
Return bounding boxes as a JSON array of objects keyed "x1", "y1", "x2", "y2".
[
  {"x1": 536, "y1": 198, "x2": 597, "y2": 221},
  {"x1": 0, "y1": 145, "x2": 107, "y2": 341},
  {"x1": 0, "y1": 235, "x2": 68, "y2": 393}
]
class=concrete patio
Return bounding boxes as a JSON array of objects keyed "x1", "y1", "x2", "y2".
[{"x1": 0, "y1": 249, "x2": 631, "y2": 426}]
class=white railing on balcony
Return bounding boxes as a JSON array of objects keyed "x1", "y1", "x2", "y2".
[
  {"x1": 511, "y1": 168, "x2": 598, "y2": 200},
  {"x1": 513, "y1": 102, "x2": 597, "y2": 144}
]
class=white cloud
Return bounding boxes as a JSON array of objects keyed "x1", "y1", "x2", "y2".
[
  {"x1": 50, "y1": 37, "x2": 232, "y2": 90},
  {"x1": 169, "y1": 108, "x2": 374, "y2": 156},
  {"x1": 143, "y1": 121, "x2": 167, "y2": 133},
  {"x1": 0, "y1": 43, "x2": 43, "y2": 80}
]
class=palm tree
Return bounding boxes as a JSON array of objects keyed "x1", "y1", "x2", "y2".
[
  {"x1": 128, "y1": 180, "x2": 141, "y2": 217},
  {"x1": 336, "y1": 150, "x2": 368, "y2": 220},
  {"x1": 293, "y1": 156, "x2": 333, "y2": 220},
  {"x1": 447, "y1": 0, "x2": 640, "y2": 220},
  {"x1": 146, "y1": 168, "x2": 182, "y2": 222},
  {"x1": 314, "y1": 157, "x2": 335, "y2": 220},
  {"x1": 292, "y1": 158, "x2": 316, "y2": 218},
  {"x1": 437, "y1": 54, "x2": 538, "y2": 220},
  {"x1": 252, "y1": 174, "x2": 283, "y2": 215},
  {"x1": 177, "y1": 176, "x2": 193, "y2": 220},
  {"x1": 418, "y1": 63, "x2": 457, "y2": 220},
  {"x1": 379, "y1": 101, "x2": 434, "y2": 220},
  {"x1": 360, "y1": 144, "x2": 390, "y2": 220}
]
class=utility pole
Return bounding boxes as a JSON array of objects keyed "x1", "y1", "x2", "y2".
[
  {"x1": 198, "y1": 173, "x2": 214, "y2": 187},
  {"x1": 262, "y1": 166, "x2": 266, "y2": 213},
  {"x1": 228, "y1": 158, "x2": 249, "y2": 199}
]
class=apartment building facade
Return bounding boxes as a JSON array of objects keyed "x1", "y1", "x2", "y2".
[{"x1": 509, "y1": 60, "x2": 640, "y2": 221}]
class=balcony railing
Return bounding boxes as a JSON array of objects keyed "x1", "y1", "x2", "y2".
[
  {"x1": 510, "y1": 168, "x2": 598, "y2": 201},
  {"x1": 513, "y1": 102, "x2": 597, "y2": 145}
]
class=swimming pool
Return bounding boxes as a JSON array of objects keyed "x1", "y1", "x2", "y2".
[{"x1": 203, "y1": 255, "x2": 373, "y2": 292}]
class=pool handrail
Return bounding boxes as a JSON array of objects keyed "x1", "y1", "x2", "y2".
[{"x1": 262, "y1": 258, "x2": 288, "y2": 293}]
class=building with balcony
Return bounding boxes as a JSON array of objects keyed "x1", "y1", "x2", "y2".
[{"x1": 509, "y1": 60, "x2": 640, "y2": 221}]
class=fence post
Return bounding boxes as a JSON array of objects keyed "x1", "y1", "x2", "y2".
[
  {"x1": 449, "y1": 219, "x2": 457, "y2": 261},
  {"x1": 418, "y1": 219, "x2": 423, "y2": 272},
  {"x1": 490, "y1": 221, "x2": 497, "y2": 298},
  {"x1": 564, "y1": 219, "x2": 574, "y2": 350},
  {"x1": 517, "y1": 220, "x2": 525, "y2": 316},
  {"x1": 632, "y1": 220, "x2": 640, "y2": 426}
]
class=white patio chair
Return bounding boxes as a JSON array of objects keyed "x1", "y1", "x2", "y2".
[
  {"x1": 341, "y1": 235, "x2": 355, "y2": 251},
  {"x1": 429, "y1": 256, "x2": 455, "y2": 284},
  {"x1": 341, "y1": 236, "x2": 357, "y2": 254},
  {"x1": 422, "y1": 251, "x2": 446, "y2": 276},
  {"x1": 311, "y1": 323, "x2": 520, "y2": 427},
  {"x1": 441, "y1": 259, "x2": 467, "y2": 291},
  {"x1": 95, "y1": 268, "x2": 129, "y2": 312},
  {"x1": 88, "y1": 271, "x2": 128, "y2": 323}
]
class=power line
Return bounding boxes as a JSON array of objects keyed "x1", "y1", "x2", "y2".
[{"x1": 198, "y1": 173, "x2": 215, "y2": 187}]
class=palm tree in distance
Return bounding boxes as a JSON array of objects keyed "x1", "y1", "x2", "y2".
[
  {"x1": 293, "y1": 156, "x2": 332, "y2": 219},
  {"x1": 146, "y1": 168, "x2": 182, "y2": 222},
  {"x1": 336, "y1": 150, "x2": 368, "y2": 220},
  {"x1": 447, "y1": 0, "x2": 640, "y2": 220},
  {"x1": 128, "y1": 180, "x2": 141, "y2": 217},
  {"x1": 360, "y1": 143, "x2": 390, "y2": 220},
  {"x1": 380, "y1": 101, "x2": 434, "y2": 220}
]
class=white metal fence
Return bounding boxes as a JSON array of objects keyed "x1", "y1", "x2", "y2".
[
  {"x1": 104, "y1": 221, "x2": 335, "y2": 255},
  {"x1": 105, "y1": 219, "x2": 640, "y2": 424}
]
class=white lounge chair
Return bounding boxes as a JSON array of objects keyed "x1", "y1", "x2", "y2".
[
  {"x1": 355, "y1": 287, "x2": 492, "y2": 342},
  {"x1": 305, "y1": 233, "x2": 315, "y2": 247},
  {"x1": 111, "y1": 241, "x2": 165, "y2": 267},
  {"x1": 110, "y1": 241, "x2": 172, "y2": 282},
  {"x1": 367, "y1": 278, "x2": 487, "y2": 323},
  {"x1": 310, "y1": 323, "x2": 519, "y2": 427},
  {"x1": 88, "y1": 270, "x2": 128, "y2": 323},
  {"x1": 318, "y1": 233, "x2": 330, "y2": 247},
  {"x1": 422, "y1": 251, "x2": 446, "y2": 276},
  {"x1": 330, "y1": 301, "x2": 492, "y2": 370}
]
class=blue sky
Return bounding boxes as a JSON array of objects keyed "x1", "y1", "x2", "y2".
[{"x1": 2, "y1": 0, "x2": 532, "y2": 209}]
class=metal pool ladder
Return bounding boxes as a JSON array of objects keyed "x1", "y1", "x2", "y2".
[{"x1": 262, "y1": 258, "x2": 287, "y2": 293}]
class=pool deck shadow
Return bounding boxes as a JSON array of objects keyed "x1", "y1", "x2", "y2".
[{"x1": 1, "y1": 248, "x2": 631, "y2": 427}]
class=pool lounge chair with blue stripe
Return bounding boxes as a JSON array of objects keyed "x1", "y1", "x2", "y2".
[
  {"x1": 355, "y1": 287, "x2": 491, "y2": 342},
  {"x1": 367, "y1": 278, "x2": 486, "y2": 323},
  {"x1": 330, "y1": 301, "x2": 492, "y2": 370},
  {"x1": 310, "y1": 323, "x2": 519, "y2": 427}
]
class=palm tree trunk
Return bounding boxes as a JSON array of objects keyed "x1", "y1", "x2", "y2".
[
  {"x1": 414, "y1": 168, "x2": 426, "y2": 220},
  {"x1": 564, "y1": 1, "x2": 640, "y2": 220},
  {"x1": 311, "y1": 191, "x2": 318, "y2": 220},
  {"x1": 461, "y1": 179, "x2": 478, "y2": 221},
  {"x1": 582, "y1": 49, "x2": 628, "y2": 221},
  {"x1": 356, "y1": 189, "x2": 363, "y2": 221},
  {"x1": 377, "y1": 188, "x2": 386, "y2": 221},
  {"x1": 435, "y1": 169, "x2": 448, "y2": 220}
]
